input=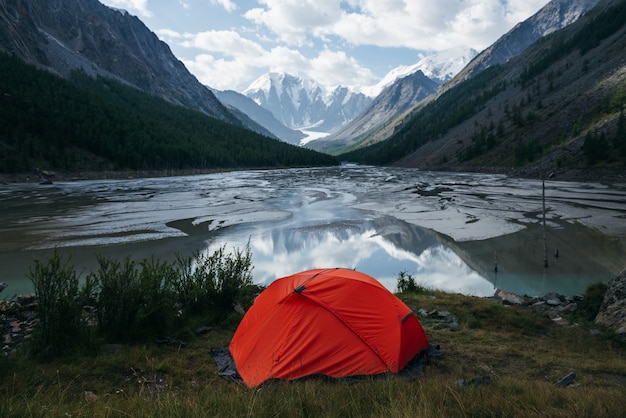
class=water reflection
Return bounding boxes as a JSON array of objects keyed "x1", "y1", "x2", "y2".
[
  {"x1": 1, "y1": 166, "x2": 624, "y2": 299},
  {"x1": 206, "y1": 216, "x2": 496, "y2": 297}
]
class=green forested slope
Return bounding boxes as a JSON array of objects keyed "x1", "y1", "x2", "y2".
[
  {"x1": 0, "y1": 53, "x2": 337, "y2": 174},
  {"x1": 341, "y1": 0, "x2": 626, "y2": 171}
]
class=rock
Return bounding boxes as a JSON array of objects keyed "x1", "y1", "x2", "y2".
[
  {"x1": 0, "y1": 282, "x2": 7, "y2": 293},
  {"x1": 543, "y1": 292, "x2": 563, "y2": 306},
  {"x1": 455, "y1": 376, "x2": 492, "y2": 386},
  {"x1": 448, "y1": 319, "x2": 460, "y2": 331},
  {"x1": 595, "y1": 269, "x2": 626, "y2": 336},
  {"x1": 84, "y1": 391, "x2": 99, "y2": 402},
  {"x1": 155, "y1": 336, "x2": 186, "y2": 348},
  {"x1": 233, "y1": 303, "x2": 245, "y2": 315},
  {"x1": 429, "y1": 310, "x2": 460, "y2": 331},
  {"x1": 194, "y1": 326, "x2": 213, "y2": 335},
  {"x1": 555, "y1": 371, "x2": 576, "y2": 387},
  {"x1": 436, "y1": 310, "x2": 452, "y2": 318},
  {"x1": 494, "y1": 289, "x2": 523, "y2": 305},
  {"x1": 559, "y1": 303, "x2": 578, "y2": 313},
  {"x1": 101, "y1": 343, "x2": 123, "y2": 353}
]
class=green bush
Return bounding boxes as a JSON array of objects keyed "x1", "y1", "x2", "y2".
[
  {"x1": 395, "y1": 271, "x2": 426, "y2": 294},
  {"x1": 578, "y1": 282, "x2": 608, "y2": 321},
  {"x1": 28, "y1": 250, "x2": 94, "y2": 359},
  {"x1": 90, "y1": 256, "x2": 140, "y2": 342},
  {"x1": 90, "y1": 256, "x2": 179, "y2": 342},
  {"x1": 173, "y1": 244, "x2": 255, "y2": 321},
  {"x1": 136, "y1": 257, "x2": 178, "y2": 337},
  {"x1": 25, "y1": 244, "x2": 257, "y2": 353}
]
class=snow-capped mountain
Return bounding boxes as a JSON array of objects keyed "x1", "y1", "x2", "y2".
[
  {"x1": 243, "y1": 73, "x2": 372, "y2": 134},
  {"x1": 310, "y1": 70, "x2": 440, "y2": 154},
  {"x1": 363, "y1": 46, "x2": 478, "y2": 97}
]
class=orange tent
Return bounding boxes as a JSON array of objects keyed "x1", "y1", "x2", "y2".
[{"x1": 229, "y1": 268, "x2": 429, "y2": 388}]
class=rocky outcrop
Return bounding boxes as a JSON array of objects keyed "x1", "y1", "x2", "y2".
[
  {"x1": 449, "y1": 0, "x2": 601, "y2": 87},
  {"x1": 1, "y1": 294, "x2": 39, "y2": 355},
  {"x1": 595, "y1": 270, "x2": 626, "y2": 336},
  {"x1": 0, "y1": 0, "x2": 236, "y2": 123}
]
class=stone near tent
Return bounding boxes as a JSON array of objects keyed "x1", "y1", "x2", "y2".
[
  {"x1": 194, "y1": 326, "x2": 213, "y2": 335},
  {"x1": 494, "y1": 288, "x2": 523, "y2": 305},
  {"x1": 555, "y1": 371, "x2": 577, "y2": 388},
  {"x1": 595, "y1": 269, "x2": 626, "y2": 336}
]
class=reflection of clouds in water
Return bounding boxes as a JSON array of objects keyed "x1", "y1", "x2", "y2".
[
  {"x1": 206, "y1": 225, "x2": 495, "y2": 297},
  {"x1": 412, "y1": 247, "x2": 495, "y2": 297}
]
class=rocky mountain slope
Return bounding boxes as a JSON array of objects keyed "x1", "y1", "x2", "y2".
[
  {"x1": 309, "y1": 48, "x2": 477, "y2": 154},
  {"x1": 321, "y1": 0, "x2": 603, "y2": 156},
  {"x1": 451, "y1": 0, "x2": 601, "y2": 88},
  {"x1": 0, "y1": 0, "x2": 262, "y2": 130},
  {"x1": 214, "y1": 89, "x2": 306, "y2": 145},
  {"x1": 310, "y1": 71, "x2": 439, "y2": 154},
  {"x1": 343, "y1": 0, "x2": 626, "y2": 177}
]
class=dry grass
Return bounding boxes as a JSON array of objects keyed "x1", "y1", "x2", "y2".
[{"x1": 1, "y1": 290, "x2": 625, "y2": 417}]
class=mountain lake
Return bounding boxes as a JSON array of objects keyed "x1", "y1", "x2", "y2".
[{"x1": 1, "y1": 165, "x2": 625, "y2": 299}]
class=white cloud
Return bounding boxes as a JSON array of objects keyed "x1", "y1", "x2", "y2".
[
  {"x1": 308, "y1": 49, "x2": 377, "y2": 89},
  {"x1": 243, "y1": 0, "x2": 549, "y2": 51},
  {"x1": 182, "y1": 54, "x2": 258, "y2": 91},
  {"x1": 209, "y1": 0, "x2": 237, "y2": 12},
  {"x1": 177, "y1": 30, "x2": 377, "y2": 91},
  {"x1": 244, "y1": 0, "x2": 344, "y2": 46},
  {"x1": 155, "y1": 28, "x2": 183, "y2": 39},
  {"x1": 100, "y1": 0, "x2": 152, "y2": 18},
  {"x1": 151, "y1": 0, "x2": 552, "y2": 91},
  {"x1": 181, "y1": 30, "x2": 266, "y2": 57}
]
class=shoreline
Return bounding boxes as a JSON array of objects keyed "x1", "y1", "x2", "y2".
[{"x1": 2, "y1": 165, "x2": 625, "y2": 186}]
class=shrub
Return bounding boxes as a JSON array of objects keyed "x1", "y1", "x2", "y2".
[
  {"x1": 90, "y1": 255, "x2": 179, "y2": 342},
  {"x1": 173, "y1": 243, "x2": 255, "y2": 322},
  {"x1": 28, "y1": 250, "x2": 94, "y2": 359},
  {"x1": 578, "y1": 282, "x2": 608, "y2": 321},
  {"x1": 396, "y1": 271, "x2": 426, "y2": 294},
  {"x1": 26, "y1": 244, "x2": 257, "y2": 351},
  {"x1": 91, "y1": 256, "x2": 143, "y2": 342},
  {"x1": 136, "y1": 257, "x2": 179, "y2": 337}
]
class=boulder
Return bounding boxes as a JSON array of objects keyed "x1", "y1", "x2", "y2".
[
  {"x1": 595, "y1": 270, "x2": 626, "y2": 336},
  {"x1": 494, "y1": 288, "x2": 523, "y2": 305}
]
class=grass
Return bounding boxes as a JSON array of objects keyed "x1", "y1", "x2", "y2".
[{"x1": 1, "y1": 289, "x2": 625, "y2": 417}]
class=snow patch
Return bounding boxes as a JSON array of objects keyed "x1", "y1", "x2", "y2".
[{"x1": 300, "y1": 130, "x2": 330, "y2": 146}]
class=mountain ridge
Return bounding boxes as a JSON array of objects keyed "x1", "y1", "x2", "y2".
[
  {"x1": 321, "y1": 0, "x2": 605, "y2": 157},
  {"x1": 213, "y1": 89, "x2": 306, "y2": 145},
  {"x1": 310, "y1": 71, "x2": 440, "y2": 154},
  {"x1": 342, "y1": 0, "x2": 626, "y2": 178},
  {"x1": 243, "y1": 72, "x2": 372, "y2": 135},
  {"x1": 448, "y1": 0, "x2": 601, "y2": 89},
  {"x1": 0, "y1": 0, "x2": 282, "y2": 139}
]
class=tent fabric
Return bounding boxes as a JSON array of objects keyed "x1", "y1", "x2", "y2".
[{"x1": 228, "y1": 268, "x2": 430, "y2": 388}]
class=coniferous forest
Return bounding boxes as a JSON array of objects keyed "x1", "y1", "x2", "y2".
[{"x1": 0, "y1": 53, "x2": 337, "y2": 174}]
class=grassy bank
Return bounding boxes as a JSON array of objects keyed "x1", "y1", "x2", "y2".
[{"x1": 2, "y1": 284, "x2": 625, "y2": 417}]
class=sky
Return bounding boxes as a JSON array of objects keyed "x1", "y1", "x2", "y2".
[{"x1": 99, "y1": 0, "x2": 549, "y2": 93}]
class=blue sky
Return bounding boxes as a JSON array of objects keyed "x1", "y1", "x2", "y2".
[{"x1": 99, "y1": 0, "x2": 549, "y2": 92}]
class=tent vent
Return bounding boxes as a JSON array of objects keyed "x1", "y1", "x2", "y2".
[{"x1": 294, "y1": 285, "x2": 306, "y2": 293}]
